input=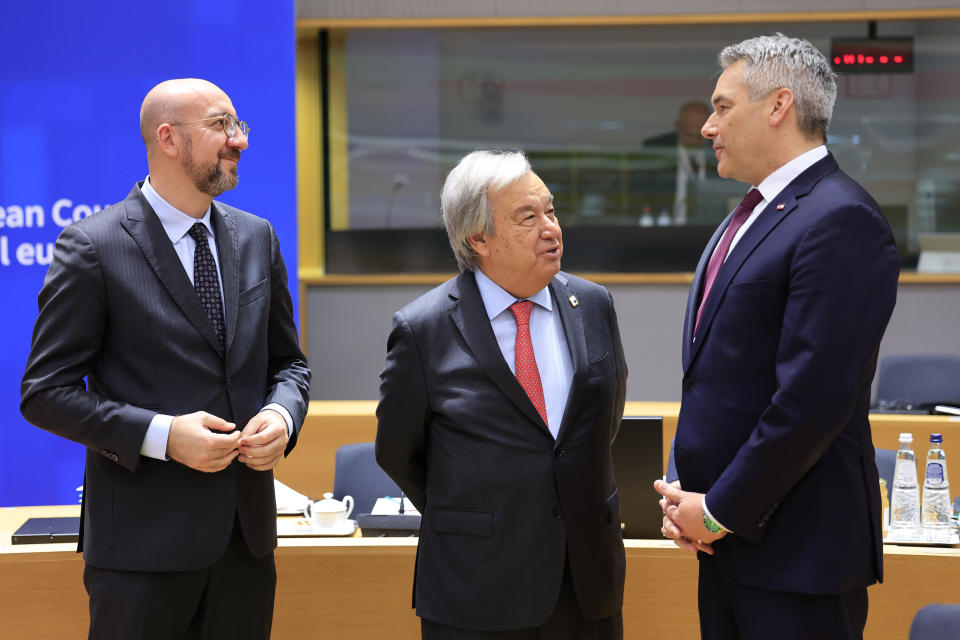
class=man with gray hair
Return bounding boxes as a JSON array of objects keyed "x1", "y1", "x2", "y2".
[
  {"x1": 654, "y1": 34, "x2": 898, "y2": 639},
  {"x1": 377, "y1": 150, "x2": 627, "y2": 638}
]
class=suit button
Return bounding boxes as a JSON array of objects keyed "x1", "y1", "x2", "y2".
[
  {"x1": 682, "y1": 376, "x2": 693, "y2": 390},
  {"x1": 101, "y1": 449, "x2": 119, "y2": 462},
  {"x1": 227, "y1": 378, "x2": 237, "y2": 389},
  {"x1": 552, "y1": 507, "x2": 564, "y2": 519},
  {"x1": 554, "y1": 449, "x2": 567, "y2": 459}
]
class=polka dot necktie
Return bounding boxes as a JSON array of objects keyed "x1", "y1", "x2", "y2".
[
  {"x1": 509, "y1": 300, "x2": 548, "y2": 427},
  {"x1": 694, "y1": 188, "x2": 764, "y2": 335},
  {"x1": 188, "y1": 223, "x2": 225, "y2": 349}
]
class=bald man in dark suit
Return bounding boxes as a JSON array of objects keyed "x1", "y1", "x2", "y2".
[{"x1": 21, "y1": 78, "x2": 310, "y2": 639}]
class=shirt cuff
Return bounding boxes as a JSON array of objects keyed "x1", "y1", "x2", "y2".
[
  {"x1": 703, "y1": 497, "x2": 732, "y2": 534},
  {"x1": 140, "y1": 414, "x2": 173, "y2": 460},
  {"x1": 262, "y1": 403, "x2": 294, "y2": 438}
]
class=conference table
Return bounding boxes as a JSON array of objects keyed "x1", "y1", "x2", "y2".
[
  {"x1": 2, "y1": 402, "x2": 958, "y2": 639},
  {"x1": 276, "y1": 401, "x2": 960, "y2": 503}
]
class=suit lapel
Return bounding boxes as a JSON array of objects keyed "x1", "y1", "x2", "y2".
[
  {"x1": 211, "y1": 203, "x2": 238, "y2": 354},
  {"x1": 447, "y1": 271, "x2": 548, "y2": 431},
  {"x1": 683, "y1": 212, "x2": 731, "y2": 370},
  {"x1": 686, "y1": 154, "x2": 840, "y2": 370},
  {"x1": 119, "y1": 184, "x2": 224, "y2": 357},
  {"x1": 550, "y1": 275, "x2": 586, "y2": 443}
]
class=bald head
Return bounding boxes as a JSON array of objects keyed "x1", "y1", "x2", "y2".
[{"x1": 140, "y1": 78, "x2": 230, "y2": 149}]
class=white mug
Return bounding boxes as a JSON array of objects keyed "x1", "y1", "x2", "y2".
[{"x1": 303, "y1": 492, "x2": 354, "y2": 529}]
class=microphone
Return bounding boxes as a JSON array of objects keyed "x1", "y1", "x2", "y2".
[
  {"x1": 398, "y1": 489, "x2": 405, "y2": 515},
  {"x1": 384, "y1": 172, "x2": 410, "y2": 228}
]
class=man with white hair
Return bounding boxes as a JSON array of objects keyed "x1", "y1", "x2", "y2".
[
  {"x1": 655, "y1": 34, "x2": 899, "y2": 639},
  {"x1": 377, "y1": 150, "x2": 627, "y2": 638}
]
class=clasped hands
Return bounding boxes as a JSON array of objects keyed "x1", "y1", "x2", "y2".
[
  {"x1": 653, "y1": 479, "x2": 727, "y2": 555},
  {"x1": 167, "y1": 410, "x2": 288, "y2": 473}
]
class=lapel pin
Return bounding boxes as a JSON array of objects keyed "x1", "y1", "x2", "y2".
[
  {"x1": 776, "y1": 203, "x2": 786, "y2": 210},
  {"x1": 568, "y1": 294, "x2": 579, "y2": 307}
]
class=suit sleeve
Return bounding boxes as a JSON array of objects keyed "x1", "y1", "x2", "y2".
[
  {"x1": 705, "y1": 203, "x2": 899, "y2": 541},
  {"x1": 263, "y1": 222, "x2": 311, "y2": 455},
  {"x1": 20, "y1": 224, "x2": 153, "y2": 472},
  {"x1": 375, "y1": 310, "x2": 430, "y2": 512},
  {"x1": 607, "y1": 289, "x2": 628, "y2": 444}
]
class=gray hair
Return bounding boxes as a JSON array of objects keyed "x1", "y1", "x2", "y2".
[
  {"x1": 719, "y1": 33, "x2": 837, "y2": 140},
  {"x1": 440, "y1": 149, "x2": 531, "y2": 272}
]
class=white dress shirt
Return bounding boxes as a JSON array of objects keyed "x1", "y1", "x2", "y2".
[
  {"x1": 138, "y1": 177, "x2": 292, "y2": 460},
  {"x1": 722, "y1": 145, "x2": 828, "y2": 259},
  {"x1": 674, "y1": 144, "x2": 707, "y2": 225},
  {"x1": 474, "y1": 269, "x2": 573, "y2": 439}
]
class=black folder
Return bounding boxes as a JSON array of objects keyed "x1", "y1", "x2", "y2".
[
  {"x1": 11, "y1": 517, "x2": 80, "y2": 544},
  {"x1": 356, "y1": 513, "x2": 421, "y2": 537}
]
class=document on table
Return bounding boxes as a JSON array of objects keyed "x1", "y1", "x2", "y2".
[
  {"x1": 274, "y1": 479, "x2": 311, "y2": 515},
  {"x1": 371, "y1": 497, "x2": 420, "y2": 516}
]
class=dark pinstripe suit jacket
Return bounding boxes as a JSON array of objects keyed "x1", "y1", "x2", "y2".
[
  {"x1": 376, "y1": 270, "x2": 627, "y2": 631},
  {"x1": 21, "y1": 183, "x2": 310, "y2": 571}
]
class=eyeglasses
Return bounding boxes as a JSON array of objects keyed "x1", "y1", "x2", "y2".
[{"x1": 170, "y1": 114, "x2": 250, "y2": 139}]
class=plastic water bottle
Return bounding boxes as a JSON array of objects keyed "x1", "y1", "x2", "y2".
[
  {"x1": 889, "y1": 433, "x2": 920, "y2": 538},
  {"x1": 921, "y1": 433, "x2": 952, "y2": 537}
]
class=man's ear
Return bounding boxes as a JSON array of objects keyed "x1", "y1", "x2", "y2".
[
  {"x1": 467, "y1": 232, "x2": 490, "y2": 258},
  {"x1": 768, "y1": 88, "x2": 795, "y2": 128},
  {"x1": 155, "y1": 123, "x2": 180, "y2": 158}
]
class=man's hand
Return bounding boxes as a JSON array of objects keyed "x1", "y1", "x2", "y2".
[
  {"x1": 167, "y1": 411, "x2": 240, "y2": 472},
  {"x1": 654, "y1": 479, "x2": 726, "y2": 554},
  {"x1": 656, "y1": 479, "x2": 710, "y2": 555},
  {"x1": 238, "y1": 410, "x2": 289, "y2": 471}
]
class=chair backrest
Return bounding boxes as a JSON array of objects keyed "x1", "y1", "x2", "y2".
[
  {"x1": 909, "y1": 604, "x2": 960, "y2": 639},
  {"x1": 874, "y1": 448, "x2": 896, "y2": 504},
  {"x1": 875, "y1": 355, "x2": 960, "y2": 409},
  {"x1": 332, "y1": 442, "x2": 401, "y2": 518}
]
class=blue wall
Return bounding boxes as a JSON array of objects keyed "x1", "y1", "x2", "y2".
[{"x1": 0, "y1": 1, "x2": 298, "y2": 506}]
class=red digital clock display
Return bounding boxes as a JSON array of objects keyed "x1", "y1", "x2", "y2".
[{"x1": 830, "y1": 37, "x2": 913, "y2": 74}]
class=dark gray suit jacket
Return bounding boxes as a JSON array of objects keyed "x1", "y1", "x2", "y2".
[
  {"x1": 21, "y1": 184, "x2": 310, "y2": 572},
  {"x1": 375, "y1": 270, "x2": 627, "y2": 631}
]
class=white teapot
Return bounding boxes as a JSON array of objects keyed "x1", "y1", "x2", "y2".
[{"x1": 303, "y1": 492, "x2": 354, "y2": 529}]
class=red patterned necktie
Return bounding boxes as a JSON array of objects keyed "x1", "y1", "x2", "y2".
[
  {"x1": 509, "y1": 301, "x2": 548, "y2": 427},
  {"x1": 694, "y1": 188, "x2": 764, "y2": 335}
]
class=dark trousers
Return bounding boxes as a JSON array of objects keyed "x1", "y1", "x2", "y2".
[
  {"x1": 83, "y1": 516, "x2": 276, "y2": 640},
  {"x1": 421, "y1": 556, "x2": 622, "y2": 640},
  {"x1": 698, "y1": 555, "x2": 868, "y2": 640}
]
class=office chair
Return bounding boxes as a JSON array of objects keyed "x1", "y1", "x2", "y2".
[
  {"x1": 874, "y1": 354, "x2": 960, "y2": 411},
  {"x1": 332, "y1": 442, "x2": 401, "y2": 518},
  {"x1": 665, "y1": 436, "x2": 678, "y2": 484},
  {"x1": 875, "y1": 448, "x2": 896, "y2": 505},
  {"x1": 909, "y1": 604, "x2": 960, "y2": 639}
]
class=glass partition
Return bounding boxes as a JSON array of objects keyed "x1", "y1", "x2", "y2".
[{"x1": 316, "y1": 20, "x2": 960, "y2": 272}]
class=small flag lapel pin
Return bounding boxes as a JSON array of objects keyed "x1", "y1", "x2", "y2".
[
  {"x1": 776, "y1": 203, "x2": 786, "y2": 210},
  {"x1": 568, "y1": 294, "x2": 579, "y2": 307}
]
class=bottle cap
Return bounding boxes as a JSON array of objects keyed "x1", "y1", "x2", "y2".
[
  {"x1": 899, "y1": 432, "x2": 913, "y2": 443},
  {"x1": 930, "y1": 433, "x2": 943, "y2": 443}
]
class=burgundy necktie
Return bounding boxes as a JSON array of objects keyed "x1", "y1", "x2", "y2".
[
  {"x1": 509, "y1": 301, "x2": 548, "y2": 427},
  {"x1": 694, "y1": 188, "x2": 764, "y2": 334},
  {"x1": 188, "y1": 223, "x2": 225, "y2": 349}
]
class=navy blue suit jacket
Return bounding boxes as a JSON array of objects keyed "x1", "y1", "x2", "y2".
[
  {"x1": 675, "y1": 153, "x2": 899, "y2": 594},
  {"x1": 375, "y1": 270, "x2": 627, "y2": 631}
]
